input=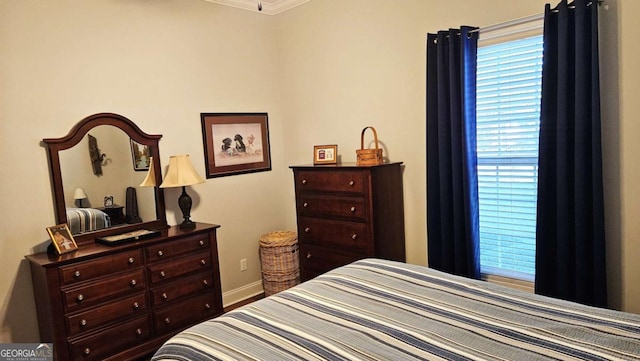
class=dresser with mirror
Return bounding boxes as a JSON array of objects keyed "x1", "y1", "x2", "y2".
[{"x1": 26, "y1": 113, "x2": 223, "y2": 360}]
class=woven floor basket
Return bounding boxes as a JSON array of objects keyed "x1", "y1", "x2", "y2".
[
  {"x1": 356, "y1": 126, "x2": 384, "y2": 166},
  {"x1": 259, "y1": 231, "x2": 300, "y2": 296}
]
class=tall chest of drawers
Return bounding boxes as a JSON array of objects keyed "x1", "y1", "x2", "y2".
[
  {"x1": 25, "y1": 223, "x2": 223, "y2": 361},
  {"x1": 290, "y1": 163, "x2": 405, "y2": 281}
]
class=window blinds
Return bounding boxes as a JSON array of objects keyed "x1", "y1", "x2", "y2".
[{"x1": 476, "y1": 35, "x2": 543, "y2": 281}]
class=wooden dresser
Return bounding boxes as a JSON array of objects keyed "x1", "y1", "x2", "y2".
[
  {"x1": 25, "y1": 223, "x2": 223, "y2": 361},
  {"x1": 290, "y1": 163, "x2": 405, "y2": 281}
]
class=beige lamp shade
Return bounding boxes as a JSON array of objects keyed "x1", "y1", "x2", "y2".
[
  {"x1": 73, "y1": 188, "x2": 87, "y2": 200},
  {"x1": 139, "y1": 157, "x2": 157, "y2": 187},
  {"x1": 160, "y1": 155, "x2": 205, "y2": 188}
]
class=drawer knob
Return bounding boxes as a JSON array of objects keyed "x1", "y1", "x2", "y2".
[
  {"x1": 303, "y1": 202, "x2": 309, "y2": 208},
  {"x1": 84, "y1": 348, "x2": 91, "y2": 355},
  {"x1": 199, "y1": 240, "x2": 205, "y2": 246},
  {"x1": 162, "y1": 292, "x2": 168, "y2": 300},
  {"x1": 130, "y1": 279, "x2": 137, "y2": 286},
  {"x1": 306, "y1": 252, "x2": 312, "y2": 259},
  {"x1": 164, "y1": 317, "x2": 171, "y2": 324},
  {"x1": 133, "y1": 302, "x2": 140, "y2": 309},
  {"x1": 350, "y1": 206, "x2": 356, "y2": 212},
  {"x1": 136, "y1": 328, "x2": 143, "y2": 335},
  {"x1": 77, "y1": 294, "x2": 84, "y2": 302},
  {"x1": 205, "y1": 303, "x2": 211, "y2": 310},
  {"x1": 351, "y1": 233, "x2": 358, "y2": 240},
  {"x1": 80, "y1": 319, "x2": 87, "y2": 327},
  {"x1": 73, "y1": 270, "x2": 81, "y2": 278},
  {"x1": 160, "y1": 271, "x2": 166, "y2": 278},
  {"x1": 200, "y1": 259, "x2": 207, "y2": 266},
  {"x1": 202, "y1": 280, "x2": 208, "y2": 286},
  {"x1": 349, "y1": 180, "x2": 355, "y2": 186},
  {"x1": 157, "y1": 250, "x2": 164, "y2": 257},
  {"x1": 301, "y1": 179, "x2": 307, "y2": 185},
  {"x1": 304, "y1": 227, "x2": 310, "y2": 233},
  {"x1": 128, "y1": 257, "x2": 135, "y2": 264}
]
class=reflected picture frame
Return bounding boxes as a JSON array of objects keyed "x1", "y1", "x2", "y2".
[
  {"x1": 313, "y1": 144, "x2": 338, "y2": 165},
  {"x1": 46, "y1": 224, "x2": 78, "y2": 254},
  {"x1": 201, "y1": 113, "x2": 272, "y2": 178},
  {"x1": 130, "y1": 139, "x2": 151, "y2": 171}
]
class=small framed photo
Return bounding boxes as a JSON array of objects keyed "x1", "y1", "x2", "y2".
[
  {"x1": 104, "y1": 196, "x2": 114, "y2": 207},
  {"x1": 46, "y1": 224, "x2": 78, "y2": 254},
  {"x1": 313, "y1": 145, "x2": 338, "y2": 165},
  {"x1": 130, "y1": 139, "x2": 151, "y2": 171}
]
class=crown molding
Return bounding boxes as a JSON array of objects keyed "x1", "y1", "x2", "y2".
[{"x1": 203, "y1": 0, "x2": 311, "y2": 15}]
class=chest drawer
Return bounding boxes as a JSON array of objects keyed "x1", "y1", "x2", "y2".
[
  {"x1": 298, "y1": 217, "x2": 369, "y2": 250},
  {"x1": 295, "y1": 170, "x2": 365, "y2": 194},
  {"x1": 146, "y1": 233, "x2": 210, "y2": 262},
  {"x1": 297, "y1": 194, "x2": 367, "y2": 221},
  {"x1": 150, "y1": 271, "x2": 214, "y2": 306},
  {"x1": 63, "y1": 269, "x2": 145, "y2": 312},
  {"x1": 148, "y1": 250, "x2": 212, "y2": 284},
  {"x1": 66, "y1": 292, "x2": 147, "y2": 337},
  {"x1": 154, "y1": 291, "x2": 219, "y2": 335},
  {"x1": 299, "y1": 243, "x2": 364, "y2": 280},
  {"x1": 59, "y1": 250, "x2": 142, "y2": 285},
  {"x1": 68, "y1": 315, "x2": 151, "y2": 361}
]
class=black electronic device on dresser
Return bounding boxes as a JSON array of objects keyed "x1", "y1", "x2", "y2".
[
  {"x1": 290, "y1": 162, "x2": 406, "y2": 281},
  {"x1": 28, "y1": 113, "x2": 223, "y2": 360}
]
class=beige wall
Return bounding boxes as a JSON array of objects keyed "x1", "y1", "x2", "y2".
[{"x1": 1, "y1": 0, "x2": 638, "y2": 343}]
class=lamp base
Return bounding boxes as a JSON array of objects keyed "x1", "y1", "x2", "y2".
[{"x1": 180, "y1": 219, "x2": 196, "y2": 230}]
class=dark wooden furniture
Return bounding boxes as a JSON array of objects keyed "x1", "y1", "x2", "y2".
[
  {"x1": 25, "y1": 223, "x2": 223, "y2": 361},
  {"x1": 290, "y1": 163, "x2": 405, "y2": 281},
  {"x1": 97, "y1": 205, "x2": 125, "y2": 225}
]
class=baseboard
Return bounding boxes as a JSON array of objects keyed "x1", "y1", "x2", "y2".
[{"x1": 222, "y1": 280, "x2": 264, "y2": 308}]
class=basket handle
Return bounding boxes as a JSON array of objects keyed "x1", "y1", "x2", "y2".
[{"x1": 360, "y1": 127, "x2": 380, "y2": 150}]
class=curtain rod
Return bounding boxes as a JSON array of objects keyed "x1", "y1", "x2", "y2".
[{"x1": 472, "y1": 0, "x2": 604, "y2": 35}]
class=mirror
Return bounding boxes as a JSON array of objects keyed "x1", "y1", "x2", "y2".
[{"x1": 44, "y1": 113, "x2": 167, "y2": 245}]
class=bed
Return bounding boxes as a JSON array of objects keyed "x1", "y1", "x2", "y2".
[
  {"x1": 65, "y1": 207, "x2": 111, "y2": 234},
  {"x1": 152, "y1": 258, "x2": 640, "y2": 361}
]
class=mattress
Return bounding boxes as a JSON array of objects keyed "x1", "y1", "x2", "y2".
[{"x1": 152, "y1": 258, "x2": 640, "y2": 361}]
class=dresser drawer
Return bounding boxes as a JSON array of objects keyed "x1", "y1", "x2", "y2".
[
  {"x1": 299, "y1": 243, "x2": 364, "y2": 280},
  {"x1": 150, "y1": 271, "x2": 214, "y2": 306},
  {"x1": 297, "y1": 194, "x2": 367, "y2": 221},
  {"x1": 148, "y1": 251, "x2": 212, "y2": 284},
  {"x1": 298, "y1": 217, "x2": 369, "y2": 251},
  {"x1": 66, "y1": 292, "x2": 147, "y2": 337},
  {"x1": 59, "y1": 250, "x2": 143, "y2": 285},
  {"x1": 295, "y1": 170, "x2": 365, "y2": 194},
  {"x1": 68, "y1": 315, "x2": 151, "y2": 361},
  {"x1": 154, "y1": 292, "x2": 219, "y2": 335},
  {"x1": 63, "y1": 269, "x2": 146, "y2": 312},
  {"x1": 146, "y1": 233, "x2": 210, "y2": 262}
]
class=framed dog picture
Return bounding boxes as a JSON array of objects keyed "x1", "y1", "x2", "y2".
[
  {"x1": 46, "y1": 224, "x2": 78, "y2": 254},
  {"x1": 313, "y1": 145, "x2": 338, "y2": 165}
]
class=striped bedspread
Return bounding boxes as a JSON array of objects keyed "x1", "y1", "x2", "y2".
[
  {"x1": 152, "y1": 259, "x2": 640, "y2": 361},
  {"x1": 66, "y1": 207, "x2": 111, "y2": 234}
]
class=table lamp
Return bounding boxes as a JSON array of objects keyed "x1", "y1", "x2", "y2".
[
  {"x1": 73, "y1": 188, "x2": 88, "y2": 208},
  {"x1": 159, "y1": 155, "x2": 205, "y2": 229}
]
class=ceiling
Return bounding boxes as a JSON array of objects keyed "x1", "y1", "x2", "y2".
[{"x1": 203, "y1": 0, "x2": 311, "y2": 15}]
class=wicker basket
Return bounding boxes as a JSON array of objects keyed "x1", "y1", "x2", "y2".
[
  {"x1": 259, "y1": 231, "x2": 299, "y2": 296},
  {"x1": 356, "y1": 126, "x2": 384, "y2": 166}
]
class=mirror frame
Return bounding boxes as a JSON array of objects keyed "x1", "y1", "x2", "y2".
[{"x1": 43, "y1": 113, "x2": 167, "y2": 246}]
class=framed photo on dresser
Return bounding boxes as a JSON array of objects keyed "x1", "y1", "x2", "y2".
[
  {"x1": 313, "y1": 145, "x2": 338, "y2": 165},
  {"x1": 46, "y1": 224, "x2": 78, "y2": 254}
]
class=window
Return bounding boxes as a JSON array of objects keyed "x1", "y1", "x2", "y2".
[{"x1": 476, "y1": 34, "x2": 543, "y2": 282}]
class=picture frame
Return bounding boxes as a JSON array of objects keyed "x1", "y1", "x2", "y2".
[
  {"x1": 104, "y1": 195, "x2": 114, "y2": 207},
  {"x1": 46, "y1": 224, "x2": 78, "y2": 254},
  {"x1": 313, "y1": 144, "x2": 338, "y2": 165},
  {"x1": 130, "y1": 139, "x2": 151, "y2": 171},
  {"x1": 201, "y1": 113, "x2": 272, "y2": 178}
]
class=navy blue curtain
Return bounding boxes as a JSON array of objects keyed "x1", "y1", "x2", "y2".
[
  {"x1": 535, "y1": 0, "x2": 607, "y2": 307},
  {"x1": 426, "y1": 27, "x2": 480, "y2": 279}
]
